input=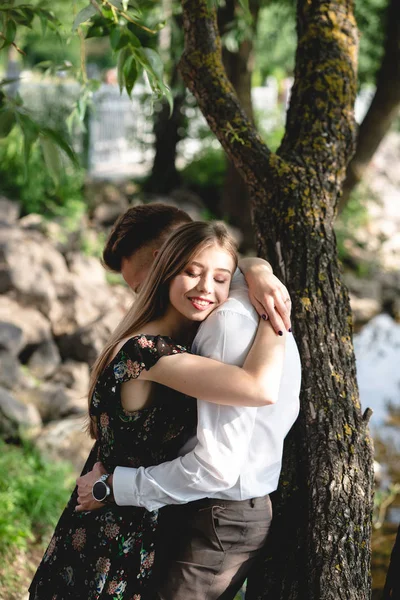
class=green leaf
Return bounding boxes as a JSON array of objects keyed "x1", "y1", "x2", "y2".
[
  {"x1": 40, "y1": 135, "x2": 62, "y2": 185},
  {"x1": 72, "y1": 4, "x2": 98, "y2": 31},
  {"x1": 85, "y1": 20, "x2": 107, "y2": 39},
  {"x1": 10, "y1": 8, "x2": 35, "y2": 27},
  {"x1": 40, "y1": 128, "x2": 78, "y2": 166},
  {"x1": 117, "y1": 47, "x2": 129, "y2": 94},
  {"x1": 107, "y1": 0, "x2": 124, "y2": 9},
  {"x1": 140, "y1": 47, "x2": 164, "y2": 82},
  {"x1": 0, "y1": 108, "x2": 15, "y2": 138},
  {"x1": 15, "y1": 112, "x2": 39, "y2": 174},
  {"x1": 0, "y1": 76, "x2": 21, "y2": 87},
  {"x1": 123, "y1": 56, "x2": 138, "y2": 98},
  {"x1": 4, "y1": 18, "x2": 17, "y2": 44},
  {"x1": 134, "y1": 47, "x2": 173, "y2": 112},
  {"x1": 110, "y1": 27, "x2": 140, "y2": 51}
]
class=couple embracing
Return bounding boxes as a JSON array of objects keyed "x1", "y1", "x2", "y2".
[{"x1": 29, "y1": 204, "x2": 301, "y2": 600}]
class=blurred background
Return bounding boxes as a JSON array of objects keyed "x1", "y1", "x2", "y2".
[{"x1": 0, "y1": 1, "x2": 399, "y2": 598}]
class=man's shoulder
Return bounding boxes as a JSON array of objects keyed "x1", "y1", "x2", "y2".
[{"x1": 193, "y1": 293, "x2": 258, "y2": 350}]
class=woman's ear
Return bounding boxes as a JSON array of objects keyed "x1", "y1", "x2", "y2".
[{"x1": 153, "y1": 249, "x2": 159, "y2": 258}]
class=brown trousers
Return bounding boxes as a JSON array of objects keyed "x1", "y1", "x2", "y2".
[{"x1": 152, "y1": 495, "x2": 272, "y2": 600}]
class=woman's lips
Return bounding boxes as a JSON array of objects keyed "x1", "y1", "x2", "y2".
[{"x1": 188, "y1": 297, "x2": 213, "y2": 311}]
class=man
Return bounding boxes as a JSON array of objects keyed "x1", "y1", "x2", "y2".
[{"x1": 77, "y1": 203, "x2": 301, "y2": 599}]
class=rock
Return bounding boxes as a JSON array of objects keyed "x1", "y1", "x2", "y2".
[
  {"x1": 35, "y1": 416, "x2": 95, "y2": 473},
  {"x1": 0, "y1": 197, "x2": 20, "y2": 224},
  {"x1": 343, "y1": 273, "x2": 382, "y2": 325},
  {"x1": 0, "y1": 386, "x2": 42, "y2": 438},
  {"x1": 50, "y1": 275, "x2": 132, "y2": 339},
  {"x1": 19, "y1": 213, "x2": 45, "y2": 231},
  {"x1": 93, "y1": 202, "x2": 128, "y2": 226},
  {"x1": 0, "y1": 296, "x2": 52, "y2": 347},
  {"x1": 27, "y1": 339, "x2": 62, "y2": 380},
  {"x1": 343, "y1": 273, "x2": 382, "y2": 302},
  {"x1": 0, "y1": 320, "x2": 24, "y2": 356},
  {"x1": 58, "y1": 317, "x2": 119, "y2": 366},
  {"x1": 17, "y1": 382, "x2": 87, "y2": 422},
  {"x1": 0, "y1": 226, "x2": 69, "y2": 314},
  {"x1": 0, "y1": 350, "x2": 23, "y2": 390},
  {"x1": 67, "y1": 253, "x2": 106, "y2": 286},
  {"x1": 50, "y1": 360, "x2": 90, "y2": 396},
  {"x1": 349, "y1": 295, "x2": 381, "y2": 325},
  {"x1": 87, "y1": 181, "x2": 129, "y2": 226}
]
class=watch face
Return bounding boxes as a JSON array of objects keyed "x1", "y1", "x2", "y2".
[{"x1": 93, "y1": 481, "x2": 107, "y2": 502}]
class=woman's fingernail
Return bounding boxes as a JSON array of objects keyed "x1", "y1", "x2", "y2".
[
  {"x1": 261, "y1": 314, "x2": 267, "y2": 320},
  {"x1": 289, "y1": 328, "x2": 292, "y2": 333},
  {"x1": 278, "y1": 331, "x2": 283, "y2": 336}
]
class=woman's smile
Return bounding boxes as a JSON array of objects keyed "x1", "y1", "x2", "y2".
[{"x1": 188, "y1": 296, "x2": 214, "y2": 311}]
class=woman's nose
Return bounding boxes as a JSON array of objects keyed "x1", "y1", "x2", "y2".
[{"x1": 197, "y1": 274, "x2": 212, "y2": 293}]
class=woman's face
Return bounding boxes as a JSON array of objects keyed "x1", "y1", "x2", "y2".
[{"x1": 169, "y1": 242, "x2": 236, "y2": 323}]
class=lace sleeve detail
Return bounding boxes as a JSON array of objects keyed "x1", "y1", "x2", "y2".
[{"x1": 113, "y1": 335, "x2": 188, "y2": 384}]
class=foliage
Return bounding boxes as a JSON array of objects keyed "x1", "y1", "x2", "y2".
[
  {"x1": 180, "y1": 146, "x2": 227, "y2": 190},
  {"x1": 254, "y1": 2, "x2": 296, "y2": 83},
  {"x1": 0, "y1": 126, "x2": 85, "y2": 223},
  {"x1": 0, "y1": 438, "x2": 75, "y2": 556},
  {"x1": 355, "y1": 0, "x2": 388, "y2": 86},
  {"x1": 0, "y1": 1, "x2": 80, "y2": 178}
]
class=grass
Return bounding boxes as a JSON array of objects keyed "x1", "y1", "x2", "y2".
[{"x1": 0, "y1": 439, "x2": 75, "y2": 598}]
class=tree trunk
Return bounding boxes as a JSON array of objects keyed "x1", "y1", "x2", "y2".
[
  {"x1": 179, "y1": 1, "x2": 374, "y2": 598},
  {"x1": 219, "y1": 1, "x2": 260, "y2": 251},
  {"x1": 144, "y1": 67, "x2": 186, "y2": 195},
  {"x1": 339, "y1": 0, "x2": 400, "y2": 210}
]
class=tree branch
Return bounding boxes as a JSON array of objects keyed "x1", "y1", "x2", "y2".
[
  {"x1": 279, "y1": 0, "x2": 358, "y2": 182},
  {"x1": 179, "y1": 0, "x2": 289, "y2": 194},
  {"x1": 339, "y1": 0, "x2": 400, "y2": 211}
]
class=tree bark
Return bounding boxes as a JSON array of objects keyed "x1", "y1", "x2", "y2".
[
  {"x1": 339, "y1": 0, "x2": 400, "y2": 210},
  {"x1": 179, "y1": 1, "x2": 374, "y2": 598}
]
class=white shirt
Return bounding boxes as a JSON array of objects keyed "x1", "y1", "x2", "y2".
[{"x1": 113, "y1": 270, "x2": 301, "y2": 511}]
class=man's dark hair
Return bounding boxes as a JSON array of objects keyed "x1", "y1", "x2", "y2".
[{"x1": 102, "y1": 203, "x2": 193, "y2": 272}]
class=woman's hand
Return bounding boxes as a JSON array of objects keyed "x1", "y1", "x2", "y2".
[
  {"x1": 239, "y1": 257, "x2": 292, "y2": 334},
  {"x1": 75, "y1": 461, "x2": 107, "y2": 512}
]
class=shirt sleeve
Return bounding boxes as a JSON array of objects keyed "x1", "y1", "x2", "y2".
[{"x1": 113, "y1": 310, "x2": 259, "y2": 511}]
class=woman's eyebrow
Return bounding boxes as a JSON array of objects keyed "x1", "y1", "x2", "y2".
[{"x1": 190, "y1": 261, "x2": 232, "y2": 274}]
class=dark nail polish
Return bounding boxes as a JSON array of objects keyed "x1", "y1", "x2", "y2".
[
  {"x1": 289, "y1": 328, "x2": 292, "y2": 333},
  {"x1": 261, "y1": 314, "x2": 267, "y2": 321},
  {"x1": 278, "y1": 331, "x2": 283, "y2": 336}
]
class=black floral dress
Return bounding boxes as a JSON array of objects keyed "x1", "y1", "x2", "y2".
[{"x1": 29, "y1": 335, "x2": 197, "y2": 600}]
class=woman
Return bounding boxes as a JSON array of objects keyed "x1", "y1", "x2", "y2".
[{"x1": 29, "y1": 221, "x2": 285, "y2": 600}]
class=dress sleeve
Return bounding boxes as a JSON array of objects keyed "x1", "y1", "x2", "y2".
[{"x1": 113, "y1": 335, "x2": 188, "y2": 384}]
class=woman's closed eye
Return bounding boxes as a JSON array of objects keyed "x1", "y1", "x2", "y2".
[{"x1": 185, "y1": 270, "x2": 200, "y2": 278}]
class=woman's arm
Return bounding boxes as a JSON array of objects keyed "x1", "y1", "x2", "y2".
[
  {"x1": 238, "y1": 256, "x2": 292, "y2": 333},
  {"x1": 139, "y1": 319, "x2": 286, "y2": 407}
]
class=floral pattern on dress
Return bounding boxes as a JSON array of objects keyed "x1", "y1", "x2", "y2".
[{"x1": 29, "y1": 335, "x2": 197, "y2": 600}]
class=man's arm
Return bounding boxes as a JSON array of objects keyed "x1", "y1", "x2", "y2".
[
  {"x1": 238, "y1": 256, "x2": 292, "y2": 334},
  {"x1": 76, "y1": 310, "x2": 261, "y2": 512}
]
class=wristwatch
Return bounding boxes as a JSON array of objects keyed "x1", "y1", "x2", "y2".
[{"x1": 92, "y1": 473, "x2": 113, "y2": 504}]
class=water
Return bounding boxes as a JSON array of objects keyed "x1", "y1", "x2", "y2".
[{"x1": 354, "y1": 314, "x2": 400, "y2": 453}]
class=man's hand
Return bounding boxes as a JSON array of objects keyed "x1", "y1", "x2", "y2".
[
  {"x1": 75, "y1": 461, "x2": 107, "y2": 512},
  {"x1": 239, "y1": 257, "x2": 292, "y2": 334}
]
